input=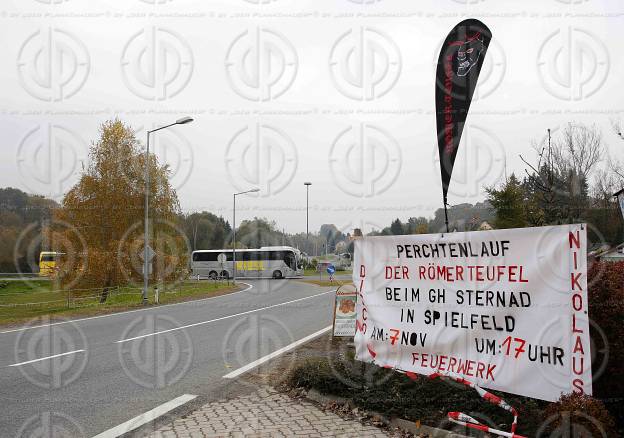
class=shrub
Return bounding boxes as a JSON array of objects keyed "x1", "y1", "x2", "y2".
[
  {"x1": 538, "y1": 393, "x2": 618, "y2": 437},
  {"x1": 285, "y1": 356, "x2": 544, "y2": 436},
  {"x1": 587, "y1": 261, "x2": 624, "y2": 433},
  {"x1": 587, "y1": 261, "x2": 624, "y2": 394}
]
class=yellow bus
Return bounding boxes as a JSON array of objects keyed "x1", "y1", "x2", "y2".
[{"x1": 39, "y1": 251, "x2": 62, "y2": 277}]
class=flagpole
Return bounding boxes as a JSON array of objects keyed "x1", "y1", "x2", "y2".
[{"x1": 443, "y1": 194, "x2": 450, "y2": 233}]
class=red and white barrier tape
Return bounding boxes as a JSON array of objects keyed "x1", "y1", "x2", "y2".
[
  {"x1": 429, "y1": 372, "x2": 526, "y2": 438},
  {"x1": 371, "y1": 344, "x2": 526, "y2": 438}
]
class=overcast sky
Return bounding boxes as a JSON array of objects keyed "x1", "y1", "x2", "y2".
[{"x1": 1, "y1": 0, "x2": 622, "y2": 234}]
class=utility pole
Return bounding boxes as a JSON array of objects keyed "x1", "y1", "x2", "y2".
[{"x1": 304, "y1": 182, "x2": 312, "y2": 255}]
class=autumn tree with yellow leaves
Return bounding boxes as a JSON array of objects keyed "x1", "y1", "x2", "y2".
[{"x1": 54, "y1": 120, "x2": 189, "y2": 301}]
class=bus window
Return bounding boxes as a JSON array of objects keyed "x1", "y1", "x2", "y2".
[
  {"x1": 269, "y1": 251, "x2": 284, "y2": 261},
  {"x1": 284, "y1": 252, "x2": 296, "y2": 270},
  {"x1": 193, "y1": 252, "x2": 215, "y2": 262}
]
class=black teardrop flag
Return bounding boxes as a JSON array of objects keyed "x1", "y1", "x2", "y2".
[{"x1": 435, "y1": 19, "x2": 492, "y2": 209}]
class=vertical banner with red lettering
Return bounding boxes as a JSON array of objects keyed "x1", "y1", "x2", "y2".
[
  {"x1": 353, "y1": 225, "x2": 592, "y2": 402},
  {"x1": 616, "y1": 188, "x2": 624, "y2": 221},
  {"x1": 435, "y1": 19, "x2": 492, "y2": 210}
]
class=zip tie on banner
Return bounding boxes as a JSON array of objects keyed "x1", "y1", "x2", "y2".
[{"x1": 367, "y1": 344, "x2": 525, "y2": 438}]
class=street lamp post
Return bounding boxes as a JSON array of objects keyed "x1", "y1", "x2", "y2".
[
  {"x1": 143, "y1": 116, "x2": 194, "y2": 305},
  {"x1": 232, "y1": 188, "x2": 260, "y2": 282},
  {"x1": 304, "y1": 182, "x2": 311, "y2": 242}
]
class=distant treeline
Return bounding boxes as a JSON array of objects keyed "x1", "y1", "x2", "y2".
[
  {"x1": 370, "y1": 201, "x2": 496, "y2": 237},
  {"x1": 0, "y1": 187, "x2": 58, "y2": 272}
]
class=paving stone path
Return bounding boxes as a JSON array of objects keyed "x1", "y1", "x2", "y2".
[{"x1": 150, "y1": 387, "x2": 393, "y2": 437}]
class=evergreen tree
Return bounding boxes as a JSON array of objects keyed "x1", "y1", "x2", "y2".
[
  {"x1": 390, "y1": 218, "x2": 404, "y2": 235},
  {"x1": 486, "y1": 174, "x2": 528, "y2": 229}
]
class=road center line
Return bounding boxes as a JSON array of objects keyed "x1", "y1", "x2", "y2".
[
  {"x1": 8, "y1": 350, "x2": 85, "y2": 367},
  {"x1": 92, "y1": 394, "x2": 197, "y2": 438},
  {"x1": 223, "y1": 325, "x2": 332, "y2": 379},
  {"x1": 116, "y1": 290, "x2": 333, "y2": 344}
]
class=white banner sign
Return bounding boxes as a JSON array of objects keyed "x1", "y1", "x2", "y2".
[
  {"x1": 353, "y1": 225, "x2": 591, "y2": 402},
  {"x1": 617, "y1": 190, "x2": 624, "y2": 221}
]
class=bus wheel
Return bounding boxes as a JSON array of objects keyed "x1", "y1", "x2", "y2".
[
  {"x1": 209, "y1": 271, "x2": 218, "y2": 280},
  {"x1": 220, "y1": 270, "x2": 230, "y2": 279},
  {"x1": 272, "y1": 270, "x2": 283, "y2": 280}
]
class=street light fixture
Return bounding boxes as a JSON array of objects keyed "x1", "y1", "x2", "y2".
[
  {"x1": 143, "y1": 116, "x2": 194, "y2": 305},
  {"x1": 233, "y1": 188, "x2": 260, "y2": 282},
  {"x1": 176, "y1": 116, "x2": 194, "y2": 125}
]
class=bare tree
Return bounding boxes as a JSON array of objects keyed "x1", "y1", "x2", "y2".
[
  {"x1": 551, "y1": 122, "x2": 603, "y2": 179},
  {"x1": 607, "y1": 118, "x2": 624, "y2": 181}
]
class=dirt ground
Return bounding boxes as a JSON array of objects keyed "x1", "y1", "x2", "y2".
[{"x1": 239, "y1": 334, "x2": 549, "y2": 437}]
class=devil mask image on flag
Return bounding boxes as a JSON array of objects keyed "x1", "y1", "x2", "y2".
[{"x1": 435, "y1": 19, "x2": 492, "y2": 206}]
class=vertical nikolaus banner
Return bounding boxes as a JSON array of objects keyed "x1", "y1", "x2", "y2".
[{"x1": 435, "y1": 19, "x2": 492, "y2": 231}]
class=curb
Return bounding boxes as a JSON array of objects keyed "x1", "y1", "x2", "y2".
[{"x1": 306, "y1": 388, "x2": 469, "y2": 438}]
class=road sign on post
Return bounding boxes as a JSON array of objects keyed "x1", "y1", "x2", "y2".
[
  {"x1": 140, "y1": 245, "x2": 156, "y2": 263},
  {"x1": 140, "y1": 245, "x2": 155, "y2": 279}
]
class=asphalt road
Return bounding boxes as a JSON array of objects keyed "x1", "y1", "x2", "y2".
[{"x1": 0, "y1": 279, "x2": 335, "y2": 437}]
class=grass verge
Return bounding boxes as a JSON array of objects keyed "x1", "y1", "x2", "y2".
[
  {"x1": 304, "y1": 269, "x2": 353, "y2": 277},
  {"x1": 297, "y1": 280, "x2": 348, "y2": 287},
  {"x1": 0, "y1": 279, "x2": 240, "y2": 327}
]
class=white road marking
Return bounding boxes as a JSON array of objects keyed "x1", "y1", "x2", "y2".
[
  {"x1": 8, "y1": 350, "x2": 85, "y2": 367},
  {"x1": 0, "y1": 282, "x2": 254, "y2": 335},
  {"x1": 223, "y1": 325, "x2": 332, "y2": 379},
  {"x1": 91, "y1": 394, "x2": 197, "y2": 438},
  {"x1": 116, "y1": 290, "x2": 333, "y2": 344}
]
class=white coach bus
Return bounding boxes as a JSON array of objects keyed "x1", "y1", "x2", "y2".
[{"x1": 191, "y1": 246, "x2": 304, "y2": 279}]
